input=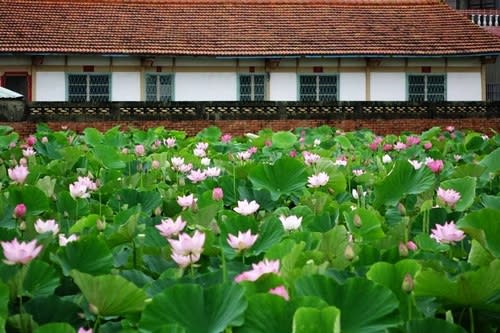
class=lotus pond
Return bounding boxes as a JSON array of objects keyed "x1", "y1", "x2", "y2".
[{"x1": 0, "y1": 124, "x2": 498, "y2": 333}]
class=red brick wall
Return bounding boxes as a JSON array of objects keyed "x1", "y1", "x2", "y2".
[{"x1": 2, "y1": 118, "x2": 499, "y2": 137}]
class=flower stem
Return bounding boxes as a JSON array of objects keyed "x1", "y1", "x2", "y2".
[
  {"x1": 220, "y1": 237, "x2": 227, "y2": 283},
  {"x1": 469, "y1": 307, "x2": 475, "y2": 333}
]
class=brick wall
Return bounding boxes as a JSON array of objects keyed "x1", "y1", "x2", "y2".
[{"x1": 2, "y1": 118, "x2": 499, "y2": 137}]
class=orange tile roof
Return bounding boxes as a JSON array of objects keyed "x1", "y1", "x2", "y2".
[{"x1": 1, "y1": 0, "x2": 500, "y2": 57}]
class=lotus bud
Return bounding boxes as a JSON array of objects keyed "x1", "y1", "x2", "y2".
[
  {"x1": 96, "y1": 219, "x2": 106, "y2": 231},
  {"x1": 151, "y1": 160, "x2": 160, "y2": 169},
  {"x1": 353, "y1": 214, "x2": 362, "y2": 227},
  {"x1": 154, "y1": 206, "x2": 162, "y2": 216},
  {"x1": 14, "y1": 203, "x2": 26, "y2": 218},
  {"x1": 212, "y1": 187, "x2": 224, "y2": 201},
  {"x1": 401, "y1": 273, "x2": 414, "y2": 293},
  {"x1": 19, "y1": 221, "x2": 26, "y2": 231},
  {"x1": 344, "y1": 244, "x2": 355, "y2": 261},
  {"x1": 407, "y1": 240, "x2": 418, "y2": 251},
  {"x1": 89, "y1": 303, "x2": 99, "y2": 315},
  {"x1": 397, "y1": 202, "x2": 406, "y2": 216},
  {"x1": 399, "y1": 242, "x2": 408, "y2": 257}
]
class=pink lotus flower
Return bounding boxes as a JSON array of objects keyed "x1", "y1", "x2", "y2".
[
  {"x1": 269, "y1": 285, "x2": 290, "y2": 301},
  {"x1": 34, "y1": 219, "x2": 59, "y2": 235},
  {"x1": 69, "y1": 182, "x2": 90, "y2": 199},
  {"x1": 406, "y1": 136, "x2": 420, "y2": 146},
  {"x1": 234, "y1": 199, "x2": 260, "y2": 216},
  {"x1": 171, "y1": 252, "x2": 201, "y2": 268},
  {"x1": 212, "y1": 187, "x2": 224, "y2": 201},
  {"x1": 78, "y1": 328, "x2": 93, "y2": 333},
  {"x1": 407, "y1": 240, "x2": 418, "y2": 251},
  {"x1": 352, "y1": 169, "x2": 365, "y2": 177},
  {"x1": 77, "y1": 176, "x2": 98, "y2": 191},
  {"x1": 193, "y1": 148, "x2": 207, "y2": 158},
  {"x1": 22, "y1": 147, "x2": 36, "y2": 157},
  {"x1": 178, "y1": 163, "x2": 193, "y2": 173},
  {"x1": 59, "y1": 234, "x2": 79, "y2": 246},
  {"x1": 302, "y1": 151, "x2": 320, "y2": 166},
  {"x1": 279, "y1": 215, "x2": 302, "y2": 231},
  {"x1": 201, "y1": 157, "x2": 211, "y2": 166},
  {"x1": 171, "y1": 157, "x2": 184, "y2": 170},
  {"x1": 8, "y1": 165, "x2": 29, "y2": 184},
  {"x1": 221, "y1": 133, "x2": 232, "y2": 143},
  {"x1": 393, "y1": 142, "x2": 407, "y2": 151},
  {"x1": 334, "y1": 157, "x2": 347, "y2": 166},
  {"x1": 187, "y1": 169, "x2": 207, "y2": 183},
  {"x1": 235, "y1": 259, "x2": 280, "y2": 283},
  {"x1": 151, "y1": 160, "x2": 161, "y2": 169},
  {"x1": 168, "y1": 231, "x2": 205, "y2": 267},
  {"x1": 1, "y1": 238, "x2": 42, "y2": 265},
  {"x1": 196, "y1": 142, "x2": 209, "y2": 151},
  {"x1": 437, "y1": 187, "x2": 461, "y2": 208},
  {"x1": 383, "y1": 143, "x2": 393, "y2": 151},
  {"x1": 164, "y1": 137, "x2": 176, "y2": 148},
  {"x1": 423, "y1": 142, "x2": 432, "y2": 150},
  {"x1": 227, "y1": 229, "x2": 258, "y2": 251},
  {"x1": 236, "y1": 151, "x2": 252, "y2": 161},
  {"x1": 205, "y1": 167, "x2": 221, "y2": 177},
  {"x1": 177, "y1": 194, "x2": 197, "y2": 209},
  {"x1": 369, "y1": 136, "x2": 383, "y2": 151},
  {"x1": 430, "y1": 221, "x2": 465, "y2": 244},
  {"x1": 289, "y1": 150, "x2": 297, "y2": 158},
  {"x1": 248, "y1": 147, "x2": 258, "y2": 154},
  {"x1": 26, "y1": 135, "x2": 36, "y2": 146},
  {"x1": 155, "y1": 217, "x2": 186, "y2": 239},
  {"x1": 446, "y1": 126, "x2": 455, "y2": 132},
  {"x1": 14, "y1": 204, "x2": 26, "y2": 218},
  {"x1": 134, "y1": 144, "x2": 145, "y2": 157},
  {"x1": 307, "y1": 172, "x2": 329, "y2": 188},
  {"x1": 426, "y1": 159, "x2": 444, "y2": 174}
]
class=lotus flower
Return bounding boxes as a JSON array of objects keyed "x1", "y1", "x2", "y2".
[
  {"x1": 78, "y1": 328, "x2": 93, "y2": 333},
  {"x1": 69, "y1": 182, "x2": 90, "y2": 199},
  {"x1": 164, "y1": 137, "x2": 176, "y2": 148},
  {"x1": 168, "y1": 231, "x2": 205, "y2": 267},
  {"x1": 134, "y1": 144, "x2": 145, "y2": 156},
  {"x1": 59, "y1": 234, "x2": 79, "y2": 246},
  {"x1": 26, "y1": 135, "x2": 36, "y2": 146},
  {"x1": 171, "y1": 157, "x2": 184, "y2": 170},
  {"x1": 234, "y1": 199, "x2": 260, "y2": 216},
  {"x1": 212, "y1": 187, "x2": 224, "y2": 201},
  {"x1": 187, "y1": 169, "x2": 207, "y2": 183},
  {"x1": 302, "y1": 151, "x2": 320, "y2": 166},
  {"x1": 171, "y1": 252, "x2": 201, "y2": 268},
  {"x1": 201, "y1": 157, "x2": 211, "y2": 166},
  {"x1": 307, "y1": 172, "x2": 329, "y2": 188},
  {"x1": 193, "y1": 148, "x2": 206, "y2": 157},
  {"x1": 437, "y1": 187, "x2": 461, "y2": 208},
  {"x1": 177, "y1": 194, "x2": 197, "y2": 209},
  {"x1": 34, "y1": 219, "x2": 59, "y2": 235},
  {"x1": 236, "y1": 151, "x2": 252, "y2": 161},
  {"x1": 334, "y1": 157, "x2": 347, "y2": 166},
  {"x1": 196, "y1": 142, "x2": 209, "y2": 151},
  {"x1": 221, "y1": 133, "x2": 232, "y2": 143},
  {"x1": 393, "y1": 142, "x2": 407, "y2": 151},
  {"x1": 1, "y1": 238, "x2": 42, "y2": 265},
  {"x1": 155, "y1": 216, "x2": 186, "y2": 239},
  {"x1": 408, "y1": 160, "x2": 423, "y2": 170},
  {"x1": 227, "y1": 230, "x2": 258, "y2": 251},
  {"x1": 382, "y1": 154, "x2": 392, "y2": 164},
  {"x1": 352, "y1": 169, "x2": 365, "y2": 177},
  {"x1": 205, "y1": 167, "x2": 221, "y2": 177},
  {"x1": 423, "y1": 142, "x2": 432, "y2": 150},
  {"x1": 8, "y1": 165, "x2": 29, "y2": 184},
  {"x1": 430, "y1": 221, "x2": 465, "y2": 244},
  {"x1": 426, "y1": 158, "x2": 444, "y2": 174},
  {"x1": 269, "y1": 285, "x2": 290, "y2": 301},
  {"x1": 406, "y1": 136, "x2": 420, "y2": 146},
  {"x1": 22, "y1": 147, "x2": 36, "y2": 157},
  {"x1": 279, "y1": 215, "x2": 302, "y2": 231},
  {"x1": 235, "y1": 259, "x2": 280, "y2": 283},
  {"x1": 14, "y1": 203, "x2": 26, "y2": 218}
]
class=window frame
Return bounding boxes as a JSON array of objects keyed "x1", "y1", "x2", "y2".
[
  {"x1": 66, "y1": 73, "x2": 111, "y2": 102},
  {"x1": 237, "y1": 73, "x2": 266, "y2": 101},
  {"x1": 298, "y1": 74, "x2": 339, "y2": 102},
  {"x1": 145, "y1": 73, "x2": 175, "y2": 102},
  {"x1": 407, "y1": 73, "x2": 447, "y2": 102}
]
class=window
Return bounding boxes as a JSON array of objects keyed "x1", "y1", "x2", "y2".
[
  {"x1": 408, "y1": 74, "x2": 446, "y2": 102},
  {"x1": 68, "y1": 74, "x2": 110, "y2": 102},
  {"x1": 239, "y1": 74, "x2": 265, "y2": 101},
  {"x1": 299, "y1": 75, "x2": 338, "y2": 102},
  {"x1": 146, "y1": 74, "x2": 173, "y2": 102}
]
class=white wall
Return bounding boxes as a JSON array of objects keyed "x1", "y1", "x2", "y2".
[
  {"x1": 370, "y1": 72, "x2": 406, "y2": 101},
  {"x1": 339, "y1": 72, "x2": 366, "y2": 101},
  {"x1": 270, "y1": 73, "x2": 297, "y2": 101},
  {"x1": 175, "y1": 72, "x2": 237, "y2": 101},
  {"x1": 447, "y1": 72, "x2": 482, "y2": 101},
  {"x1": 35, "y1": 72, "x2": 66, "y2": 101},
  {"x1": 112, "y1": 72, "x2": 141, "y2": 101}
]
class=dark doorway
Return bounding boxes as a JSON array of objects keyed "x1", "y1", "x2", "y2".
[{"x1": 2, "y1": 73, "x2": 30, "y2": 100}]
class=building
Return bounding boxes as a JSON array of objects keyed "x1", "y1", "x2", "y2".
[{"x1": 1, "y1": 0, "x2": 500, "y2": 103}]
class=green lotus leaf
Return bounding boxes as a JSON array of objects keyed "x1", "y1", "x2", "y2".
[
  {"x1": 479, "y1": 147, "x2": 500, "y2": 173},
  {"x1": 468, "y1": 240, "x2": 495, "y2": 267},
  {"x1": 109, "y1": 188, "x2": 162, "y2": 215},
  {"x1": 366, "y1": 259, "x2": 421, "y2": 320},
  {"x1": 24, "y1": 295, "x2": 81, "y2": 326},
  {"x1": 343, "y1": 208, "x2": 385, "y2": 242},
  {"x1": 196, "y1": 126, "x2": 222, "y2": 142},
  {"x1": 414, "y1": 259, "x2": 500, "y2": 311},
  {"x1": 51, "y1": 236, "x2": 113, "y2": 275},
  {"x1": 181, "y1": 191, "x2": 223, "y2": 228},
  {"x1": 481, "y1": 194, "x2": 500, "y2": 210},
  {"x1": 102, "y1": 126, "x2": 128, "y2": 147},
  {"x1": 139, "y1": 283, "x2": 247, "y2": 333},
  {"x1": 93, "y1": 144, "x2": 126, "y2": 169},
  {"x1": 71, "y1": 270, "x2": 147, "y2": 317},
  {"x1": 292, "y1": 306, "x2": 341, "y2": 333},
  {"x1": 56, "y1": 191, "x2": 89, "y2": 219},
  {"x1": 295, "y1": 275, "x2": 401, "y2": 333},
  {"x1": 439, "y1": 177, "x2": 476, "y2": 212},
  {"x1": 249, "y1": 157, "x2": 307, "y2": 201},
  {"x1": 0, "y1": 132, "x2": 18, "y2": 150},
  {"x1": 34, "y1": 323, "x2": 75, "y2": 333},
  {"x1": 465, "y1": 133, "x2": 485, "y2": 152},
  {"x1": 457, "y1": 208, "x2": 500, "y2": 257},
  {"x1": 374, "y1": 160, "x2": 434, "y2": 207},
  {"x1": 23, "y1": 260, "x2": 60, "y2": 298},
  {"x1": 9, "y1": 185, "x2": 49, "y2": 216},
  {"x1": 272, "y1": 131, "x2": 297, "y2": 149},
  {"x1": 318, "y1": 225, "x2": 351, "y2": 270},
  {"x1": 406, "y1": 318, "x2": 467, "y2": 333},
  {"x1": 83, "y1": 127, "x2": 104, "y2": 147}
]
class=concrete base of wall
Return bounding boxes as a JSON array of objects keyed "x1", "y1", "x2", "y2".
[{"x1": 2, "y1": 118, "x2": 498, "y2": 137}]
